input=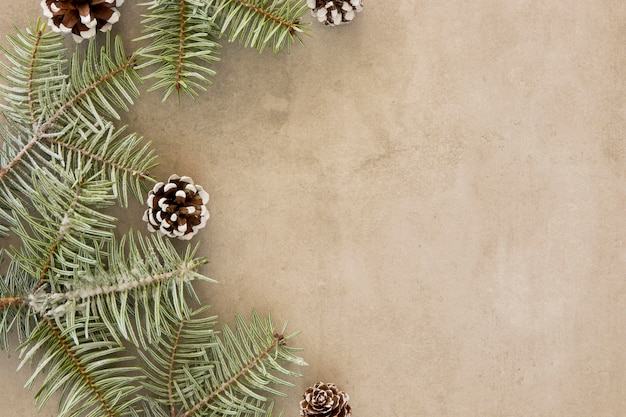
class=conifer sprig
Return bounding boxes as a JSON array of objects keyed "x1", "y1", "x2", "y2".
[
  {"x1": 5, "y1": 166, "x2": 116, "y2": 287},
  {"x1": 19, "y1": 317, "x2": 142, "y2": 417},
  {"x1": 45, "y1": 124, "x2": 157, "y2": 207},
  {"x1": 0, "y1": 29, "x2": 144, "y2": 189},
  {"x1": 0, "y1": 19, "x2": 67, "y2": 129},
  {"x1": 135, "y1": 0, "x2": 308, "y2": 100},
  {"x1": 210, "y1": 0, "x2": 308, "y2": 53},
  {"x1": 140, "y1": 309, "x2": 307, "y2": 417},
  {"x1": 136, "y1": 0, "x2": 221, "y2": 101},
  {"x1": 35, "y1": 233, "x2": 214, "y2": 347}
]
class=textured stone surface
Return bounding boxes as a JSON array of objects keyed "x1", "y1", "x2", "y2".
[{"x1": 1, "y1": 1, "x2": 625, "y2": 416}]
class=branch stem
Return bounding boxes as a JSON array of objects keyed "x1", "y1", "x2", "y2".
[
  {"x1": 44, "y1": 136, "x2": 152, "y2": 180},
  {"x1": 56, "y1": 260, "x2": 204, "y2": 304},
  {"x1": 0, "y1": 296, "x2": 25, "y2": 311}
]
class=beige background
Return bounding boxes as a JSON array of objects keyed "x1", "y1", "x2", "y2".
[{"x1": 1, "y1": 1, "x2": 626, "y2": 416}]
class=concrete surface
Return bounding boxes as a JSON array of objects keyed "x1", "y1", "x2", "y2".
[{"x1": 1, "y1": 1, "x2": 625, "y2": 416}]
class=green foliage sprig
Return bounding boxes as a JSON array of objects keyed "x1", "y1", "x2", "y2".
[
  {"x1": 136, "y1": 0, "x2": 309, "y2": 100},
  {"x1": 0, "y1": 11, "x2": 308, "y2": 417}
]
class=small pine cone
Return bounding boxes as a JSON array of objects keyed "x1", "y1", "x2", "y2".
[
  {"x1": 307, "y1": 0, "x2": 363, "y2": 26},
  {"x1": 142, "y1": 174, "x2": 210, "y2": 241},
  {"x1": 300, "y1": 382, "x2": 352, "y2": 417},
  {"x1": 40, "y1": 0, "x2": 125, "y2": 43}
]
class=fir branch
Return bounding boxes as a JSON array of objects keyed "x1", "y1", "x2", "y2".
[
  {"x1": 44, "y1": 124, "x2": 158, "y2": 207},
  {"x1": 0, "y1": 135, "x2": 38, "y2": 180},
  {"x1": 43, "y1": 317, "x2": 117, "y2": 417},
  {"x1": 141, "y1": 310, "x2": 305, "y2": 417},
  {"x1": 175, "y1": 0, "x2": 188, "y2": 93},
  {"x1": 210, "y1": 0, "x2": 309, "y2": 53},
  {"x1": 0, "y1": 296, "x2": 25, "y2": 310},
  {"x1": 0, "y1": 32, "x2": 140, "y2": 182},
  {"x1": 19, "y1": 317, "x2": 142, "y2": 417},
  {"x1": 31, "y1": 257, "x2": 207, "y2": 314},
  {"x1": 25, "y1": 25, "x2": 43, "y2": 125},
  {"x1": 6, "y1": 167, "x2": 116, "y2": 292},
  {"x1": 181, "y1": 331, "x2": 285, "y2": 417},
  {"x1": 168, "y1": 320, "x2": 185, "y2": 417},
  {"x1": 136, "y1": 0, "x2": 221, "y2": 100},
  {"x1": 0, "y1": 258, "x2": 37, "y2": 351},
  {"x1": 33, "y1": 175, "x2": 86, "y2": 291},
  {"x1": 36, "y1": 233, "x2": 214, "y2": 347},
  {"x1": 235, "y1": 0, "x2": 298, "y2": 31},
  {"x1": 139, "y1": 309, "x2": 218, "y2": 415},
  {"x1": 0, "y1": 19, "x2": 67, "y2": 129}
]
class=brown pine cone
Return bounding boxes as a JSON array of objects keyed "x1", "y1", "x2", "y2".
[
  {"x1": 300, "y1": 382, "x2": 352, "y2": 417},
  {"x1": 142, "y1": 174, "x2": 210, "y2": 241},
  {"x1": 307, "y1": 0, "x2": 363, "y2": 26},
  {"x1": 40, "y1": 0, "x2": 125, "y2": 43}
]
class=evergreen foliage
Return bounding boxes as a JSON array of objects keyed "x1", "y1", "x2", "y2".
[
  {"x1": 209, "y1": 0, "x2": 308, "y2": 52},
  {"x1": 0, "y1": 4, "x2": 309, "y2": 415},
  {"x1": 136, "y1": 0, "x2": 308, "y2": 99},
  {"x1": 136, "y1": 0, "x2": 221, "y2": 101}
]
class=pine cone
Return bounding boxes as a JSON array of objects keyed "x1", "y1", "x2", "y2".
[
  {"x1": 300, "y1": 382, "x2": 352, "y2": 417},
  {"x1": 307, "y1": 0, "x2": 363, "y2": 26},
  {"x1": 40, "y1": 0, "x2": 125, "y2": 43},
  {"x1": 142, "y1": 174, "x2": 210, "y2": 241}
]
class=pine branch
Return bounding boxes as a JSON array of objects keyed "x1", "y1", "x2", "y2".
[
  {"x1": 141, "y1": 310, "x2": 305, "y2": 417},
  {"x1": 168, "y1": 320, "x2": 185, "y2": 417},
  {"x1": 18, "y1": 317, "x2": 142, "y2": 417},
  {"x1": 6, "y1": 166, "x2": 116, "y2": 290},
  {"x1": 181, "y1": 312, "x2": 306, "y2": 417},
  {"x1": 136, "y1": 0, "x2": 221, "y2": 101},
  {"x1": 210, "y1": 0, "x2": 309, "y2": 53},
  {"x1": 0, "y1": 31, "x2": 140, "y2": 182},
  {"x1": 0, "y1": 19, "x2": 67, "y2": 129},
  {"x1": 44, "y1": 123, "x2": 158, "y2": 207},
  {"x1": 32, "y1": 233, "x2": 215, "y2": 347},
  {"x1": 181, "y1": 333, "x2": 282, "y2": 417}
]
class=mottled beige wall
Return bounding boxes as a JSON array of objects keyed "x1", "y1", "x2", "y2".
[{"x1": 1, "y1": 1, "x2": 625, "y2": 416}]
